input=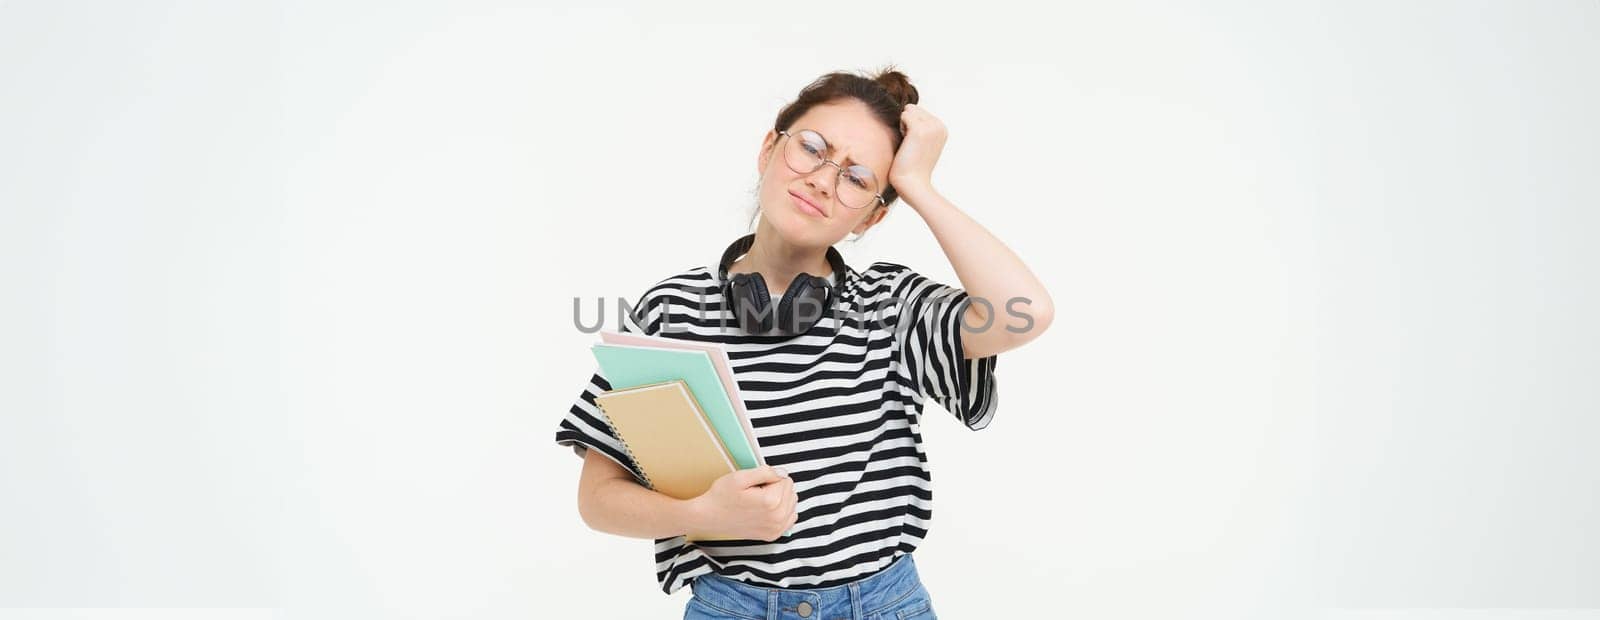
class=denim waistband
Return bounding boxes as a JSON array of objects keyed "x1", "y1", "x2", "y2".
[{"x1": 689, "y1": 553, "x2": 925, "y2": 619}]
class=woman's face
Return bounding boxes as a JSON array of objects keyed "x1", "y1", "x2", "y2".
[{"x1": 757, "y1": 98, "x2": 895, "y2": 248}]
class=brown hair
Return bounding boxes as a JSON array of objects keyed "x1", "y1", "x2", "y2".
[{"x1": 749, "y1": 65, "x2": 921, "y2": 240}]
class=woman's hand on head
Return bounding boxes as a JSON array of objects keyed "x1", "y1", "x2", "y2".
[{"x1": 888, "y1": 103, "x2": 947, "y2": 202}]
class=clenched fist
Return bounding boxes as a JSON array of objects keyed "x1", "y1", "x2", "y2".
[{"x1": 687, "y1": 465, "x2": 799, "y2": 542}]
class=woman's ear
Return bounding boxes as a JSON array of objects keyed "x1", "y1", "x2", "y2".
[{"x1": 757, "y1": 130, "x2": 778, "y2": 176}]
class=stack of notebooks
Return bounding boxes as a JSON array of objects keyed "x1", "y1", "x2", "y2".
[{"x1": 589, "y1": 330, "x2": 775, "y2": 541}]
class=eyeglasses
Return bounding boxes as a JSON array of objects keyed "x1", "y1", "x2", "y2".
[{"x1": 777, "y1": 129, "x2": 887, "y2": 210}]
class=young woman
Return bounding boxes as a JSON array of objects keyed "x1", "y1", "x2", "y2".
[{"x1": 556, "y1": 67, "x2": 1053, "y2": 619}]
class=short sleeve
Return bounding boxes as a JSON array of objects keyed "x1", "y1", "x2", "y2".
[
  {"x1": 888, "y1": 265, "x2": 1000, "y2": 431},
  {"x1": 552, "y1": 283, "x2": 670, "y2": 484}
]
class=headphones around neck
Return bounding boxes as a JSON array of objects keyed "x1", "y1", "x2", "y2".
[{"x1": 717, "y1": 233, "x2": 849, "y2": 336}]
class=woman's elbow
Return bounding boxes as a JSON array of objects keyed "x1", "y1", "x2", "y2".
[
  {"x1": 577, "y1": 479, "x2": 614, "y2": 533},
  {"x1": 577, "y1": 485, "x2": 595, "y2": 530}
]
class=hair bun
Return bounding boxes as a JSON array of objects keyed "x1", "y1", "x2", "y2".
[{"x1": 872, "y1": 66, "x2": 919, "y2": 108}]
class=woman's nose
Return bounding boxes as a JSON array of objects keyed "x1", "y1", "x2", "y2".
[{"x1": 804, "y1": 164, "x2": 836, "y2": 196}]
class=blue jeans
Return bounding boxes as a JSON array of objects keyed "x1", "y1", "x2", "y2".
[{"x1": 683, "y1": 554, "x2": 937, "y2": 620}]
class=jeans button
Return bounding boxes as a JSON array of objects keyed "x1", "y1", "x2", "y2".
[{"x1": 796, "y1": 601, "x2": 812, "y2": 617}]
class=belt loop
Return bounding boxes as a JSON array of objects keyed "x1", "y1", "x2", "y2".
[
  {"x1": 849, "y1": 582, "x2": 863, "y2": 620},
  {"x1": 767, "y1": 589, "x2": 779, "y2": 620}
]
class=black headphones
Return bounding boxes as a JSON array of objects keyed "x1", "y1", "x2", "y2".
[{"x1": 717, "y1": 233, "x2": 849, "y2": 336}]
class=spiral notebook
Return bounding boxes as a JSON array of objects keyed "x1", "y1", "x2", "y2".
[
  {"x1": 591, "y1": 379, "x2": 742, "y2": 542},
  {"x1": 593, "y1": 379, "x2": 735, "y2": 495},
  {"x1": 590, "y1": 338, "x2": 762, "y2": 469},
  {"x1": 599, "y1": 329, "x2": 765, "y2": 467}
]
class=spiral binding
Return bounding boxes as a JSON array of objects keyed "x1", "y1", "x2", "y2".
[{"x1": 594, "y1": 397, "x2": 656, "y2": 490}]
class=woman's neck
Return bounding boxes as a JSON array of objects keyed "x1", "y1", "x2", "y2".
[{"x1": 729, "y1": 226, "x2": 833, "y2": 295}]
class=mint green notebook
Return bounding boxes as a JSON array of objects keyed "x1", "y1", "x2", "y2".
[{"x1": 590, "y1": 343, "x2": 759, "y2": 470}]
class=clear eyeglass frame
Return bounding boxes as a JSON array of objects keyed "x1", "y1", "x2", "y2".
[{"x1": 777, "y1": 129, "x2": 888, "y2": 210}]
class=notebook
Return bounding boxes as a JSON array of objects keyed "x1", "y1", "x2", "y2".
[
  {"x1": 591, "y1": 379, "x2": 744, "y2": 542},
  {"x1": 592, "y1": 379, "x2": 734, "y2": 495},
  {"x1": 590, "y1": 341, "x2": 761, "y2": 470},
  {"x1": 599, "y1": 329, "x2": 765, "y2": 467}
]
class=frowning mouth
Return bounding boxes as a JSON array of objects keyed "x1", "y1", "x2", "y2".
[{"x1": 789, "y1": 191, "x2": 825, "y2": 217}]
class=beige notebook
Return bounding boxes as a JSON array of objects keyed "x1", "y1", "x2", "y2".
[{"x1": 593, "y1": 379, "x2": 741, "y2": 542}]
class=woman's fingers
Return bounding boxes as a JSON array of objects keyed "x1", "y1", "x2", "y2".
[{"x1": 780, "y1": 479, "x2": 798, "y2": 512}]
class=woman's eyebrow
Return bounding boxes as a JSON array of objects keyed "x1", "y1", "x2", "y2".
[
  {"x1": 810, "y1": 129, "x2": 879, "y2": 173},
  {"x1": 820, "y1": 137, "x2": 868, "y2": 167}
]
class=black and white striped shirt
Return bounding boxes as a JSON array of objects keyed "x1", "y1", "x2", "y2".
[{"x1": 555, "y1": 260, "x2": 1000, "y2": 595}]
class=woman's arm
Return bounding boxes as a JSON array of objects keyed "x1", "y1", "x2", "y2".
[
  {"x1": 577, "y1": 448, "x2": 706, "y2": 539},
  {"x1": 576, "y1": 449, "x2": 799, "y2": 541},
  {"x1": 889, "y1": 104, "x2": 1055, "y2": 359},
  {"x1": 900, "y1": 186, "x2": 1054, "y2": 359}
]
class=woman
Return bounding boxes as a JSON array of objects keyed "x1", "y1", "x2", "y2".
[{"x1": 555, "y1": 67, "x2": 1053, "y2": 619}]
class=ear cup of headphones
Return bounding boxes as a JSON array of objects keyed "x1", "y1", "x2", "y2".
[
  {"x1": 716, "y1": 232, "x2": 848, "y2": 336},
  {"x1": 776, "y1": 274, "x2": 830, "y2": 334},
  {"x1": 727, "y1": 271, "x2": 774, "y2": 333}
]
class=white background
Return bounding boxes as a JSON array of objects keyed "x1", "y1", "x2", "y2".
[{"x1": 2, "y1": 1, "x2": 1596, "y2": 618}]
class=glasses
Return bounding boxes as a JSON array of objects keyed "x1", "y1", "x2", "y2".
[{"x1": 777, "y1": 129, "x2": 887, "y2": 210}]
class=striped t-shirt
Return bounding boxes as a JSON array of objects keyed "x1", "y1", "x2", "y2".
[{"x1": 555, "y1": 260, "x2": 1001, "y2": 595}]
